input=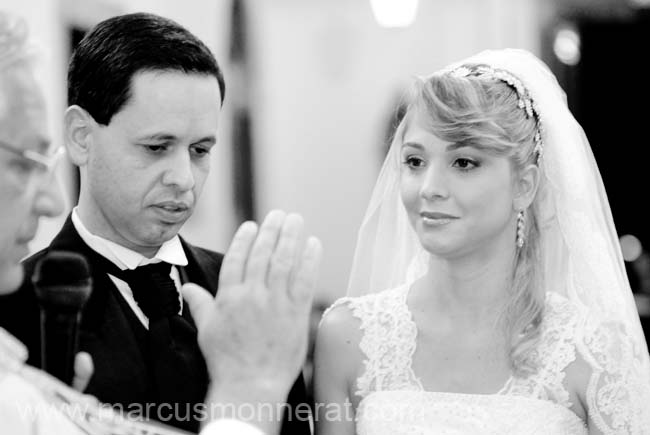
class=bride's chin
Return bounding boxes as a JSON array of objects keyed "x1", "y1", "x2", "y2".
[{"x1": 419, "y1": 237, "x2": 463, "y2": 258}]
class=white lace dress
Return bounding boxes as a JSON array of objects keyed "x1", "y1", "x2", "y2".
[{"x1": 326, "y1": 285, "x2": 594, "y2": 435}]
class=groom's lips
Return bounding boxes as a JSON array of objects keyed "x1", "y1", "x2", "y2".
[{"x1": 151, "y1": 201, "x2": 191, "y2": 223}]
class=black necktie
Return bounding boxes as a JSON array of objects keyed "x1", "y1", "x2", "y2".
[
  {"x1": 108, "y1": 262, "x2": 208, "y2": 430},
  {"x1": 115, "y1": 263, "x2": 181, "y2": 321}
]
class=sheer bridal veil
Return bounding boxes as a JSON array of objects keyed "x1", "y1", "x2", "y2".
[{"x1": 347, "y1": 49, "x2": 650, "y2": 432}]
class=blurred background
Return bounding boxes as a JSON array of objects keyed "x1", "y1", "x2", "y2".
[{"x1": 2, "y1": 0, "x2": 650, "y2": 395}]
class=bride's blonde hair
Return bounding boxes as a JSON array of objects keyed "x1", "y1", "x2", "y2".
[{"x1": 409, "y1": 71, "x2": 544, "y2": 375}]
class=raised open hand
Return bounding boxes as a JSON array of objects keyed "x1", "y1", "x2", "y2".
[{"x1": 183, "y1": 210, "x2": 322, "y2": 402}]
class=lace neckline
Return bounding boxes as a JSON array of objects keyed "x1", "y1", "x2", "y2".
[
  {"x1": 343, "y1": 283, "x2": 578, "y2": 410},
  {"x1": 398, "y1": 284, "x2": 515, "y2": 396}
]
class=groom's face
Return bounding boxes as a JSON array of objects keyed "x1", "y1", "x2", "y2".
[{"x1": 79, "y1": 70, "x2": 221, "y2": 254}]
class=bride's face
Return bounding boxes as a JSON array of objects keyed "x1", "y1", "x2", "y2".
[{"x1": 399, "y1": 109, "x2": 517, "y2": 259}]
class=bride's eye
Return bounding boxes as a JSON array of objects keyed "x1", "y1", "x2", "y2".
[
  {"x1": 453, "y1": 158, "x2": 479, "y2": 171},
  {"x1": 403, "y1": 156, "x2": 425, "y2": 169}
]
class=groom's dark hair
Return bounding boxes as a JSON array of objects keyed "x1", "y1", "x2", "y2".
[{"x1": 68, "y1": 12, "x2": 225, "y2": 125}]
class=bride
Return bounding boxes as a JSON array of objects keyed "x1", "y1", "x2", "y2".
[{"x1": 314, "y1": 49, "x2": 650, "y2": 434}]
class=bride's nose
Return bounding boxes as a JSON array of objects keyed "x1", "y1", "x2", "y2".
[{"x1": 419, "y1": 165, "x2": 449, "y2": 200}]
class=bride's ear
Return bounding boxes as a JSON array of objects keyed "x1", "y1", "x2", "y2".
[{"x1": 513, "y1": 163, "x2": 540, "y2": 211}]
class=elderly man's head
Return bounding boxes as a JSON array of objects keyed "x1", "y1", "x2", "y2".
[{"x1": 0, "y1": 12, "x2": 63, "y2": 294}]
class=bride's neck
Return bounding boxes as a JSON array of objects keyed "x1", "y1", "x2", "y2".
[{"x1": 416, "y1": 238, "x2": 516, "y2": 325}]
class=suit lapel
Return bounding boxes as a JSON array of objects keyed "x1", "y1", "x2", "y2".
[
  {"x1": 175, "y1": 239, "x2": 225, "y2": 339},
  {"x1": 178, "y1": 238, "x2": 221, "y2": 297}
]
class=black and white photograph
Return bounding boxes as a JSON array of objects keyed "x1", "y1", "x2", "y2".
[{"x1": 0, "y1": 1, "x2": 649, "y2": 434}]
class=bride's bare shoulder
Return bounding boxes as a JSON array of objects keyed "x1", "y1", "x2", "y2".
[{"x1": 317, "y1": 298, "x2": 364, "y2": 355}]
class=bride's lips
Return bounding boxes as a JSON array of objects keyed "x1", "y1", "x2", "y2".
[{"x1": 420, "y1": 211, "x2": 459, "y2": 226}]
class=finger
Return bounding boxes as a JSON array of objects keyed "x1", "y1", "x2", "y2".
[
  {"x1": 181, "y1": 283, "x2": 215, "y2": 328},
  {"x1": 289, "y1": 236, "x2": 323, "y2": 304},
  {"x1": 72, "y1": 352, "x2": 94, "y2": 392},
  {"x1": 268, "y1": 213, "x2": 304, "y2": 292},
  {"x1": 219, "y1": 221, "x2": 258, "y2": 288},
  {"x1": 245, "y1": 210, "x2": 286, "y2": 282}
]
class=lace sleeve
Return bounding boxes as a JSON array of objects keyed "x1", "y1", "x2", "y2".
[
  {"x1": 579, "y1": 317, "x2": 650, "y2": 434},
  {"x1": 320, "y1": 294, "x2": 381, "y2": 398}
]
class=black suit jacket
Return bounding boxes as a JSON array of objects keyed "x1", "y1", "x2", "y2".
[{"x1": 0, "y1": 215, "x2": 310, "y2": 434}]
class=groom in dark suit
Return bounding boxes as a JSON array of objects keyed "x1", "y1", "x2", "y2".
[{"x1": 0, "y1": 12, "x2": 309, "y2": 434}]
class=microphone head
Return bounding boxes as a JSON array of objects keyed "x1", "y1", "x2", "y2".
[{"x1": 33, "y1": 251, "x2": 92, "y2": 311}]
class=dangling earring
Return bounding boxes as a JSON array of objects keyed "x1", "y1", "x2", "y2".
[{"x1": 516, "y1": 210, "x2": 526, "y2": 248}]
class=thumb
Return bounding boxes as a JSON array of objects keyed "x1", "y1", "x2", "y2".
[
  {"x1": 181, "y1": 282, "x2": 215, "y2": 328},
  {"x1": 72, "y1": 351, "x2": 94, "y2": 392}
]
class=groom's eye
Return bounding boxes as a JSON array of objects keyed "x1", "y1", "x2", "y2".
[
  {"x1": 190, "y1": 144, "x2": 212, "y2": 159},
  {"x1": 142, "y1": 144, "x2": 168, "y2": 153}
]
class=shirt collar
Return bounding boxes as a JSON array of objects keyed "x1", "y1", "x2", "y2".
[{"x1": 71, "y1": 207, "x2": 188, "y2": 271}]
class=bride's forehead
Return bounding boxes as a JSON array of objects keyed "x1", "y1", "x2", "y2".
[{"x1": 401, "y1": 111, "x2": 444, "y2": 142}]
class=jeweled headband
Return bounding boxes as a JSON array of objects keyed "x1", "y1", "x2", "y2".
[{"x1": 449, "y1": 64, "x2": 544, "y2": 163}]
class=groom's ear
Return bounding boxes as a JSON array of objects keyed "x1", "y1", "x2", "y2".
[
  {"x1": 513, "y1": 163, "x2": 540, "y2": 211},
  {"x1": 64, "y1": 105, "x2": 96, "y2": 167}
]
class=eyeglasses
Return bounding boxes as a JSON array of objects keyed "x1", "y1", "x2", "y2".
[
  {"x1": 0, "y1": 140, "x2": 65, "y2": 173},
  {"x1": 0, "y1": 140, "x2": 66, "y2": 192}
]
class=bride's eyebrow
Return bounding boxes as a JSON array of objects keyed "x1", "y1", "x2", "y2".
[
  {"x1": 446, "y1": 141, "x2": 486, "y2": 151},
  {"x1": 446, "y1": 141, "x2": 498, "y2": 154},
  {"x1": 446, "y1": 142, "x2": 469, "y2": 151},
  {"x1": 401, "y1": 142, "x2": 424, "y2": 150}
]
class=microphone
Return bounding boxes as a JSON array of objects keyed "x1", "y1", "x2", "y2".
[{"x1": 32, "y1": 251, "x2": 92, "y2": 385}]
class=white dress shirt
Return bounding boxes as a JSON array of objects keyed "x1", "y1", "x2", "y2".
[{"x1": 71, "y1": 208, "x2": 188, "y2": 329}]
